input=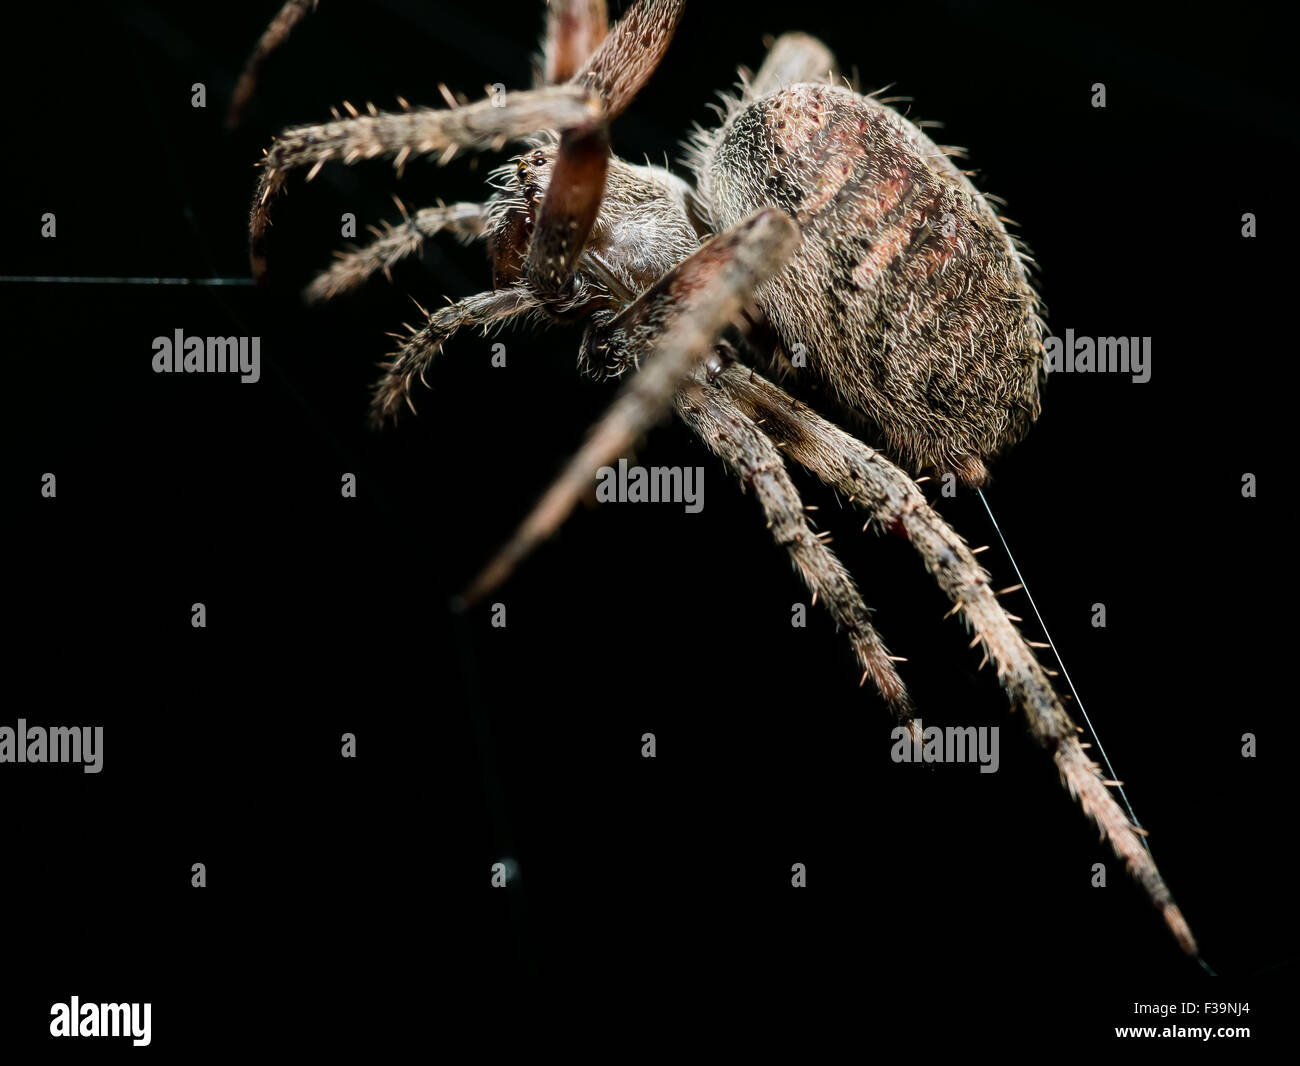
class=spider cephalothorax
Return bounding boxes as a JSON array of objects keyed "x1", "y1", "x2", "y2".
[
  {"x1": 485, "y1": 140, "x2": 703, "y2": 335},
  {"x1": 239, "y1": 0, "x2": 1198, "y2": 960}
]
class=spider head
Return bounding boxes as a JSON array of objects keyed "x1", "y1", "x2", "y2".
[
  {"x1": 486, "y1": 145, "x2": 703, "y2": 318},
  {"x1": 485, "y1": 144, "x2": 559, "y2": 291}
]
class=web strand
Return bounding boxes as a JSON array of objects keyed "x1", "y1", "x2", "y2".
[
  {"x1": 975, "y1": 487, "x2": 1151, "y2": 853},
  {"x1": 0, "y1": 276, "x2": 254, "y2": 286}
]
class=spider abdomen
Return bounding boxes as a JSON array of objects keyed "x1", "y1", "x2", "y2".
[{"x1": 699, "y1": 84, "x2": 1045, "y2": 484}]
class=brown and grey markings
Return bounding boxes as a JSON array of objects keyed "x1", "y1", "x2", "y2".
[
  {"x1": 694, "y1": 83, "x2": 1044, "y2": 485},
  {"x1": 239, "y1": 0, "x2": 1198, "y2": 960}
]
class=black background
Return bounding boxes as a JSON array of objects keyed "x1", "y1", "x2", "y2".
[{"x1": 2, "y1": 0, "x2": 1294, "y2": 1052}]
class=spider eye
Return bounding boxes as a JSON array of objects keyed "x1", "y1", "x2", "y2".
[{"x1": 531, "y1": 151, "x2": 545, "y2": 166}]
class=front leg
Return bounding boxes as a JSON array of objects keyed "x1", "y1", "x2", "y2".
[
  {"x1": 524, "y1": 122, "x2": 610, "y2": 300},
  {"x1": 250, "y1": 85, "x2": 602, "y2": 281},
  {"x1": 523, "y1": 0, "x2": 684, "y2": 299},
  {"x1": 226, "y1": 0, "x2": 318, "y2": 129},
  {"x1": 458, "y1": 208, "x2": 800, "y2": 606},
  {"x1": 540, "y1": 0, "x2": 610, "y2": 85}
]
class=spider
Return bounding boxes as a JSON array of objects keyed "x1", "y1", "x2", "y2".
[{"x1": 242, "y1": 0, "x2": 1198, "y2": 959}]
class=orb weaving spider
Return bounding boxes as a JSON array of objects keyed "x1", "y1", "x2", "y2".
[{"x1": 242, "y1": 0, "x2": 1199, "y2": 958}]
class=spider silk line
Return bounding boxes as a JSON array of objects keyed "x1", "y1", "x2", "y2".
[
  {"x1": 975, "y1": 487, "x2": 1151, "y2": 853},
  {"x1": 0, "y1": 276, "x2": 255, "y2": 286}
]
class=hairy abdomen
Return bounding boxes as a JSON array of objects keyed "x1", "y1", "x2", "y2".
[{"x1": 699, "y1": 84, "x2": 1044, "y2": 483}]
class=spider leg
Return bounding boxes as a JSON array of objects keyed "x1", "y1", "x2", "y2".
[
  {"x1": 249, "y1": 85, "x2": 601, "y2": 281},
  {"x1": 522, "y1": 0, "x2": 683, "y2": 298},
  {"x1": 369, "y1": 286, "x2": 539, "y2": 426},
  {"x1": 675, "y1": 370, "x2": 912, "y2": 715},
  {"x1": 456, "y1": 207, "x2": 800, "y2": 606},
  {"x1": 750, "y1": 32, "x2": 840, "y2": 98},
  {"x1": 304, "y1": 200, "x2": 488, "y2": 304},
  {"x1": 524, "y1": 122, "x2": 611, "y2": 299},
  {"x1": 540, "y1": 1, "x2": 609, "y2": 86},
  {"x1": 714, "y1": 364, "x2": 1199, "y2": 957},
  {"x1": 568, "y1": 0, "x2": 683, "y2": 118},
  {"x1": 226, "y1": 0, "x2": 318, "y2": 130}
]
